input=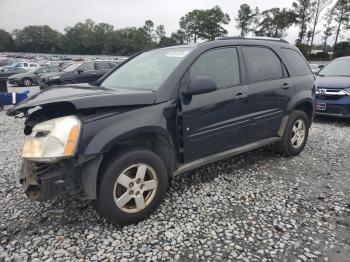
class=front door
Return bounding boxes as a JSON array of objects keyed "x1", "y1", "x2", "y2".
[
  {"x1": 76, "y1": 62, "x2": 97, "y2": 83},
  {"x1": 181, "y1": 47, "x2": 251, "y2": 163}
]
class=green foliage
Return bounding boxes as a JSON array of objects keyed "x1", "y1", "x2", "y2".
[
  {"x1": 292, "y1": 0, "x2": 313, "y2": 44},
  {"x1": 12, "y1": 25, "x2": 62, "y2": 53},
  {"x1": 254, "y1": 8, "x2": 297, "y2": 38},
  {"x1": 333, "y1": 41, "x2": 350, "y2": 58},
  {"x1": 0, "y1": 29, "x2": 14, "y2": 51},
  {"x1": 180, "y1": 6, "x2": 230, "y2": 42},
  {"x1": 235, "y1": 4, "x2": 255, "y2": 36}
]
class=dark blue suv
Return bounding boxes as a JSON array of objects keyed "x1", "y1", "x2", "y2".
[
  {"x1": 9, "y1": 37, "x2": 315, "y2": 225},
  {"x1": 315, "y1": 56, "x2": 350, "y2": 118}
]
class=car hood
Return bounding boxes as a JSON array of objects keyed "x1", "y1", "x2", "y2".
[
  {"x1": 8, "y1": 72, "x2": 35, "y2": 79},
  {"x1": 316, "y1": 76, "x2": 350, "y2": 89},
  {"x1": 7, "y1": 84, "x2": 157, "y2": 116}
]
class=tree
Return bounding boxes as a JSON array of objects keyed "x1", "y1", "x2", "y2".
[
  {"x1": 309, "y1": 0, "x2": 333, "y2": 49},
  {"x1": 322, "y1": 8, "x2": 335, "y2": 53},
  {"x1": 235, "y1": 4, "x2": 255, "y2": 36},
  {"x1": 333, "y1": 0, "x2": 350, "y2": 56},
  {"x1": 155, "y1": 25, "x2": 166, "y2": 42},
  {"x1": 198, "y1": 6, "x2": 230, "y2": 40},
  {"x1": 293, "y1": 0, "x2": 313, "y2": 44},
  {"x1": 143, "y1": 20, "x2": 155, "y2": 41},
  {"x1": 0, "y1": 29, "x2": 14, "y2": 51},
  {"x1": 254, "y1": 8, "x2": 297, "y2": 38},
  {"x1": 251, "y1": 7, "x2": 262, "y2": 35},
  {"x1": 180, "y1": 10, "x2": 202, "y2": 43},
  {"x1": 12, "y1": 25, "x2": 62, "y2": 53},
  {"x1": 170, "y1": 30, "x2": 187, "y2": 44}
]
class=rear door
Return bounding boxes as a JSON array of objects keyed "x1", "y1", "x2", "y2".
[
  {"x1": 95, "y1": 62, "x2": 112, "y2": 79},
  {"x1": 181, "y1": 47, "x2": 251, "y2": 163},
  {"x1": 242, "y1": 46, "x2": 295, "y2": 142}
]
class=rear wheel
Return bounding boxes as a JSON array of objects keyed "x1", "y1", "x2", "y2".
[
  {"x1": 22, "y1": 78, "x2": 32, "y2": 87},
  {"x1": 277, "y1": 110, "x2": 309, "y2": 156},
  {"x1": 96, "y1": 148, "x2": 168, "y2": 226}
]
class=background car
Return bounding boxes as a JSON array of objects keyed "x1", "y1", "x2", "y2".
[
  {"x1": 38, "y1": 61, "x2": 117, "y2": 88},
  {"x1": 8, "y1": 66, "x2": 60, "y2": 87},
  {"x1": 8, "y1": 62, "x2": 40, "y2": 70},
  {"x1": 315, "y1": 56, "x2": 350, "y2": 118},
  {"x1": 0, "y1": 66, "x2": 27, "y2": 78}
]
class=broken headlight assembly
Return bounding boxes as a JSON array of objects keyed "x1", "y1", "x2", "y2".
[{"x1": 22, "y1": 115, "x2": 81, "y2": 162}]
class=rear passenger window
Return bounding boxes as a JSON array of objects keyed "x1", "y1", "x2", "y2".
[
  {"x1": 281, "y1": 48, "x2": 312, "y2": 76},
  {"x1": 190, "y1": 47, "x2": 240, "y2": 88},
  {"x1": 244, "y1": 47, "x2": 283, "y2": 82},
  {"x1": 95, "y1": 62, "x2": 111, "y2": 70}
]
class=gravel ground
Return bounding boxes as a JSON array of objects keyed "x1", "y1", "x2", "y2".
[{"x1": 0, "y1": 108, "x2": 350, "y2": 261}]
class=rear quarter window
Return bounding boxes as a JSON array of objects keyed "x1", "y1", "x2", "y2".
[{"x1": 281, "y1": 48, "x2": 312, "y2": 76}]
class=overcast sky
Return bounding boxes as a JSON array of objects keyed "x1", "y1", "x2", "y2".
[{"x1": 0, "y1": 0, "x2": 347, "y2": 45}]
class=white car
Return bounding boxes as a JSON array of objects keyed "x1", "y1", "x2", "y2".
[{"x1": 9, "y1": 62, "x2": 40, "y2": 70}]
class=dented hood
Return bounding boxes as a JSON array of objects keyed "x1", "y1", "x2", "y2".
[{"x1": 7, "y1": 84, "x2": 157, "y2": 115}]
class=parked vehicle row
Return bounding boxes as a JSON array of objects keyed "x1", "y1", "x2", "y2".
[
  {"x1": 8, "y1": 37, "x2": 315, "y2": 226},
  {"x1": 38, "y1": 61, "x2": 117, "y2": 89}
]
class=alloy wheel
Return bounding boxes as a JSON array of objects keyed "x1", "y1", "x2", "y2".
[
  {"x1": 291, "y1": 119, "x2": 306, "y2": 149},
  {"x1": 113, "y1": 163, "x2": 158, "y2": 213}
]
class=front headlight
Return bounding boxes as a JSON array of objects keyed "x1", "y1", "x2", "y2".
[
  {"x1": 49, "y1": 75, "x2": 60, "y2": 80},
  {"x1": 22, "y1": 116, "x2": 81, "y2": 162}
]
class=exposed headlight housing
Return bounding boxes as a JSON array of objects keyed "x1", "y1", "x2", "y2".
[
  {"x1": 49, "y1": 75, "x2": 60, "y2": 80},
  {"x1": 22, "y1": 116, "x2": 81, "y2": 162}
]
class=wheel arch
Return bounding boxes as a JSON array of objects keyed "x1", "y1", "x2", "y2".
[{"x1": 81, "y1": 128, "x2": 175, "y2": 200}]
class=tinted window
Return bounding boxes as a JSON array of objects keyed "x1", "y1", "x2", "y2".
[
  {"x1": 79, "y1": 62, "x2": 94, "y2": 72},
  {"x1": 190, "y1": 48, "x2": 240, "y2": 88},
  {"x1": 23, "y1": 63, "x2": 28, "y2": 67},
  {"x1": 244, "y1": 47, "x2": 283, "y2": 82},
  {"x1": 281, "y1": 48, "x2": 311, "y2": 76},
  {"x1": 95, "y1": 62, "x2": 111, "y2": 70},
  {"x1": 30, "y1": 64, "x2": 36, "y2": 67}
]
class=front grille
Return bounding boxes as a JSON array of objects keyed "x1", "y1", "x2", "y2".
[{"x1": 316, "y1": 88, "x2": 349, "y2": 97}]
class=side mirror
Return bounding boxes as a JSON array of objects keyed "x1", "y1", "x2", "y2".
[
  {"x1": 77, "y1": 69, "x2": 83, "y2": 74},
  {"x1": 182, "y1": 76, "x2": 218, "y2": 96}
]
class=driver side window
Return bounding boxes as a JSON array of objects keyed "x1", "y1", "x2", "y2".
[{"x1": 190, "y1": 47, "x2": 241, "y2": 89}]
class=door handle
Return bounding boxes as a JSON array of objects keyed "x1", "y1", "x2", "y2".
[
  {"x1": 235, "y1": 92, "x2": 248, "y2": 100},
  {"x1": 282, "y1": 83, "x2": 291, "y2": 89}
]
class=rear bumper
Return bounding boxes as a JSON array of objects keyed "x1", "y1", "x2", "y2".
[{"x1": 315, "y1": 96, "x2": 350, "y2": 118}]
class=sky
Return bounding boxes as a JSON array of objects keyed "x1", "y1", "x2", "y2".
[{"x1": 0, "y1": 0, "x2": 348, "y2": 45}]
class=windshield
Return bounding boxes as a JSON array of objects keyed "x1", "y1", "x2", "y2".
[
  {"x1": 318, "y1": 59, "x2": 350, "y2": 76},
  {"x1": 101, "y1": 47, "x2": 194, "y2": 91},
  {"x1": 63, "y1": 63, "x2": 82, "y2": 72}
]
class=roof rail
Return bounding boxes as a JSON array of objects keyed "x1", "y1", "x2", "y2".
[{"x1": 218, "y1": 36, "x2": 289, "y2": 44}]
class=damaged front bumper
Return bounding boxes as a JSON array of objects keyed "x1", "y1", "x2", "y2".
[{"x1": 20, "y1": 155, "x2": 102, "y2": 201}]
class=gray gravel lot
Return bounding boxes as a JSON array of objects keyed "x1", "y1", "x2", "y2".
[{"x1": 0, "y1": 106, "x2": 350, "y2": 261}]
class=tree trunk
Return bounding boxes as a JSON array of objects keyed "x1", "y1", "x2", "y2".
[
  {"x1": 323, "y1": 36, "x2": 328, "y2": 53},
  {"x1": 333, "y1": 12, "x2": 343, "y2": 58}
]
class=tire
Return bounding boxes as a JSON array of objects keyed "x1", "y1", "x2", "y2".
[
  {"x1": 22, "y1": 78, "x2": 32, "y2": 87},
  {"x1": 277, "y1": 110, "x2": 309, "y2": 156},
  {"x1": 96, "y1": 148, "x2": 168, "y2": 226}
]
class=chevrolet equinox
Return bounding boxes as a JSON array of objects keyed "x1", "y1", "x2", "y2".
[{"x1": 8, "y1": 38, "x2": 315, "y2": 225}]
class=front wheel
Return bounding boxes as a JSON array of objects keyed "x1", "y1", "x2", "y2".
[
  {"x1": 96, "y1": 148, "x2": 168, "y2": 226},
  {"x1": 22, "y1": 78, "x2": 32, "y2": 87},
  {"x1": 277, "y1": 110, "x2": 309, "y2": 156}
]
